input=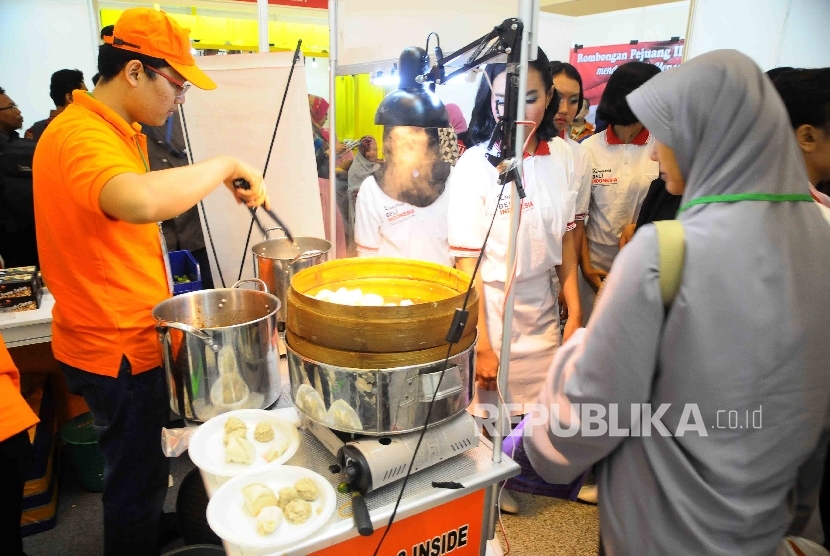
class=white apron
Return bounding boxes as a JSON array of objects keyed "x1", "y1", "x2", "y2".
[{"x1": 472, "y1": 272, "x2": 560, "y2": 416}]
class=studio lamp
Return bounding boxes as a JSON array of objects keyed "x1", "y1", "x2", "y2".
[{"x1": 375, "y1": 47, "x2": 449, "y2": 128}]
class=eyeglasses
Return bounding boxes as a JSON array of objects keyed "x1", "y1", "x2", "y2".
[
  {"x1": 144, "y1": 65, "x2": 191, "y2": 98},
  {"x1": 0, "y1": 103, "x2": 19, "y2": 111}
]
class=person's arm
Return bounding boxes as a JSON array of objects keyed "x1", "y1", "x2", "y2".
[
  {"x1": 556, "y1": 229, "x2": 582, "y2": 341},
  {"x1": 456, "y1": 257, "x2": 498, "y2": 391},
  {"x1": 580, "y1": 231, "x2": 607, "y2": 292},
  {"x1": 618, "y1": 223, "x2": 637, "y2": 249},
  {"x1": 99, "y1": 156, "x2": 268, "y2": 224},
  {"x1": 525, "y1": 227, "x2": 664, "y2": 483}
]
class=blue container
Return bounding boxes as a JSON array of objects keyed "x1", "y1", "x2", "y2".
[{"x1": 169, "y1": 250, "x2": 203, "y2": 295}]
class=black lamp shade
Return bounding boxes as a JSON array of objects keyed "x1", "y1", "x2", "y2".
[{"x1": 375, "y1": 47, "x2": 449, "y2": 128}]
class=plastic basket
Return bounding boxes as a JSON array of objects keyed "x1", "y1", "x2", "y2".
[
  {"x1": 59, "y1": 412, "x2": 105, "y2": 492},
  {"x1": 169, "y1": 250, "x2": 203, "y2": 295}
]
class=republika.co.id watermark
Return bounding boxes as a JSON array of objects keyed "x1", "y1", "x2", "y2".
[{"x1": 472, "y1": 403, "x2": 763, "y2": 438}]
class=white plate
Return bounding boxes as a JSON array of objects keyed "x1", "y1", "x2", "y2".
[
  {"x1": 189, "y1": 409, "x2": 300, "y2": 478},
  {"x1": 206, "y1": 466, "x2": 337, "y2": 550}
]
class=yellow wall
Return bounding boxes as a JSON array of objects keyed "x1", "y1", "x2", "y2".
[
  {"x1": 99, "y1": 8, "x2": 329, "y2": 55},
  {"x1": 335, "y1": 74, "x2": 390, "y2": 150}
]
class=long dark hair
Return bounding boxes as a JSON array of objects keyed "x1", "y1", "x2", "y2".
[
  {"x1": 549, "y1": 61, "x2": 584, "y2": 110},
  {"x1": 468, "y1": 47, "x2": 559, "y2": 147}
]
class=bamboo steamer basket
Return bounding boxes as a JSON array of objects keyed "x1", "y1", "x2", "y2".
[{"x1": 286, "y1": 258, "x2": 478, "y2": 356}]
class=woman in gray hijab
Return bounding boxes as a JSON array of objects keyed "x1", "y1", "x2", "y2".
[{"x1": 525, "y1": 50, "x2": 830, "y2": 555}]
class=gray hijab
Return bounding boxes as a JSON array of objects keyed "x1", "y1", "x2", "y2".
[
  {"x1": 526, "y1": 50, "x2": 830, "y2": 555},
  {"x1": 627, "y1": 49, "x2": 810, "y2": 202}
]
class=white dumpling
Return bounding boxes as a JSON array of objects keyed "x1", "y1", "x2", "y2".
[
  {"x1": 345, "y1": 288, "x2": 363, "y2": 306},
  {"x1": 256, "y1": 506, "x2": 283, "y2": 535},
  {"x1": 399, "y1": 299, "x2": 415, "y2": 306},
  {"x1": 360, "y1": 293, "x2": 384, "y2": 306},
  {"x1": 334, "y1": 287, "x2": 350, "y2": 304},
  {"x1": 314, "y1": 289, "x2": 335, "y2": 302},
  {"x1": 262, "y1": 436, "x2": 289, "y2": 462},
  {"x1": 225, "y1": 435, "x2": 255, "y2": 465},
  {"x1": 242, "y1": 482, "x2": 279, "y2": 517}
]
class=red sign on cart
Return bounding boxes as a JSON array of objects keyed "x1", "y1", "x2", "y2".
[
  {"x1": 570, "y1": 40, "x2": 685, "y2": 107},
  {"x1": 310, "y1": 489, "x2": 486, "y2": 556},
  {"x1": 232, "y1": 0, "x2": 328, "y2": 9}
]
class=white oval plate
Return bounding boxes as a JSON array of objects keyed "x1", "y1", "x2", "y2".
[
  {"x1": 189, "y1": 409, "x2": 300, "y2": 478},
  {"x1": 206, "y1": 465, "x2": 337, "y2": 550}
]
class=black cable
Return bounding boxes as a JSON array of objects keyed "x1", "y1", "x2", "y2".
[
  {"x1": 180, "y1": 105, "x2": 226, "y2": 288},
  {"x1": 372, "y1": 128, "x2": 508, "y2": 556},
  {"x1": 236, "y1": 39, "x2": 304, "y2": 282}
]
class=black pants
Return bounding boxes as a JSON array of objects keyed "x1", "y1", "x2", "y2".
[
  {"x1": 62, "y1": 357, "x2": 170, "y2": 556},
  {"x1": 0, "y1": 430, "x2": 33, "y2": 556}
]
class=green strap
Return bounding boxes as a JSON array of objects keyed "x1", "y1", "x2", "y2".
[
  {"x1": 677, "y1": 193, "x2": 814, "y2": 215},
  {"x1": 654, "y1": 220, "x2": 685, "y2": 308}
]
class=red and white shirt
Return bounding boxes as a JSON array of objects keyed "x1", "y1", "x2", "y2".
[
  {"x1": 561, "y1": 131, "x2": 592, "y2": 223},
  {"x1": 354, "y1": 175, "x2": 454, "y2": 267},
  {"x1": 582, "y1": 126, "x2": 659, "y2": 271},
  {"x1": 447, "y1": 138, "x2": 578, "y2": 284}
]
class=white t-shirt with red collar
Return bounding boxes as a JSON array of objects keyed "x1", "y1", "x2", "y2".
[
  {"x1": 560, "y1": 131, "x2": 592, "y2": 223},
  {"x1": 354, "y1": 175, "x2": 454, "y2": 267},
  {"x1": 447, "y1": 138, "x2": 578, "y2": 284},
  {"x1": 582, "y1": 126, "x2": 659, "y2": 271}
]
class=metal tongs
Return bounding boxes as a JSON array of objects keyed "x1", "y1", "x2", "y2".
[{"x1": 232, "y1": 178, "x2": 295, "y2": 244}]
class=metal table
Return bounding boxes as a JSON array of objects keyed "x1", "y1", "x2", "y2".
[{"x1": 215, "y1": 362, "x2": 520, "y2": 556}]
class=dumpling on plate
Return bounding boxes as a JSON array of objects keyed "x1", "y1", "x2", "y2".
[
  {"x1": 284, "y1": 499, "x2": 312, "y2": 525},
  {"x1": 277, "y1": 486, "x2": 300, "y2": 509},
  {"x1": 294, "y1": 478, "x2": 320, "y2": 501},
  {"x1": 242, "y1": 483, "x2": 279, "y2": 517},
  {"x1": 224, "y1": 416, "x2": 247, "y2": 436},
  {"x1": 254, "y1": 422, "x2": 274, "y2": 442},
  {"x1": 256, "y1": 506, "x2": 283, "y2": 535},
  {"x1": 263, "y1": 437, "x2": 289, "y2": 463},
  {"x1": 224, "y1": 435, "x2": 255, "y2": 465}
]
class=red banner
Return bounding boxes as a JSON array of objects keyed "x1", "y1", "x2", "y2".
[
  {"x1": 233, "y1": 0, "x2": 328, "y2": 9},
  {"x1": 569, "y1": 40, "x2": 684, "y2": 108}
]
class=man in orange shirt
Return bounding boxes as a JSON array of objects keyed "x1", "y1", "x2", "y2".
[
  {"x1": 0, "y1": 334, "x2": 39, "y2": 556},
  {"x1": 32, "y1": 8, "x2": 269, "y2": 555}
]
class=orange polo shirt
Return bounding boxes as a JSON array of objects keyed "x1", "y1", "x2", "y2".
[
  {"x1": 32, "y1": 91, "x2": 170, "y2": 376},
  {"x1": 0, "y1": 335, "x2": 39, "y2": 443}
]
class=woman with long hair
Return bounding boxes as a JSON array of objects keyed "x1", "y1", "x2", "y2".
[{"x1": 448, "y1": 46, "x2": 581, "y2": 427}]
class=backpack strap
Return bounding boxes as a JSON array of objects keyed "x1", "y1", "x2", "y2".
[{"x1": 654, "y1": 220, "x2": 685, "y2": 308}]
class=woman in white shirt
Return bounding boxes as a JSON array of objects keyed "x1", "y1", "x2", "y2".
[
  {"x1": 354, "y1": 126, "x2": 456, "y2": 267},
  {"x1": 550, "y1": 61, "x2": 592, "y2": 320},
  {"x1": 581, "y1": 62, "x2": 661, "y2": 307},
  {"x1": 447, "y1": 47, "x2": 580, "y2": 417}
]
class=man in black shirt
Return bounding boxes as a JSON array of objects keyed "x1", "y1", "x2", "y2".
[
  {"x1": 145, "y1": 113, "x2": 215, "y2": 288},
  {"x1": 0, "y1": 87, "x2": 38, "y2": 268}
]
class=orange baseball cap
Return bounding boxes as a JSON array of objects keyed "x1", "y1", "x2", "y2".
[{"x1": 103, "y1": 8, "x2": 216, "y2": 90}]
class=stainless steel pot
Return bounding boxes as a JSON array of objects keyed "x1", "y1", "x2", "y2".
[
  {"x1": 286, "y1": 335, "x2": 476, "y2": 435},
  {"x1": 252, "y1": 227, "x2": 331, "y2": 325},
  {"x1": 153, "y1": 279, "x2": 281, "y2": 422}
]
